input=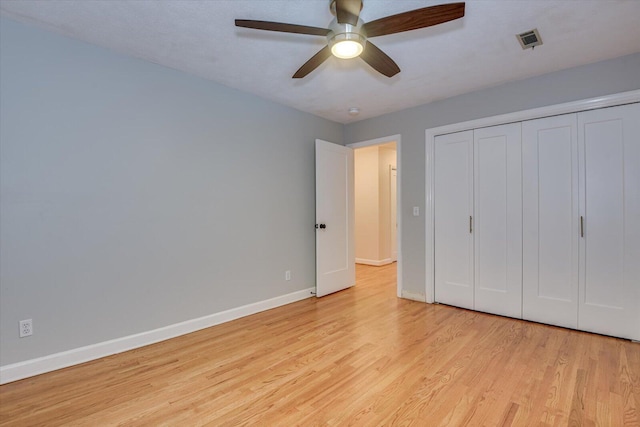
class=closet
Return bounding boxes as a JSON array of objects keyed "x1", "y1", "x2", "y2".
[
  {"x1": 434, "y1": 102, "x2": 640, "y2": 340},
  {"x1": 434, "y1": 124, "x2": 522, "y2": 319}
]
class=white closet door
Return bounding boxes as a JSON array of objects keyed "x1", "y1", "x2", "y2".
[
  {"x1": 578, "y1": 103, "x2": 640, "y2": 340},
  {"x1": 473, "y1": 123, "x2": 522, "y2": 318},
  {"x1": 522, "y1": 114, "x2": 579, "y2": 329},
  {"x1": 434, "y1": 130, "x2": 474, "y2": 310}
]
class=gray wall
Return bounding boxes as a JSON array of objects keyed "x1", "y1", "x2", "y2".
[
  {"x1": 0, "y1": 17, "x2": 343, "y2": 365},
  {"x1": 345, "y1": 53, "x2": 640, "y2": 297}
]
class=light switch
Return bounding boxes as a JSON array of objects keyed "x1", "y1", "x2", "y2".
[{"x1": 413, "y1": 206, "x2": 419, "y2": 216}]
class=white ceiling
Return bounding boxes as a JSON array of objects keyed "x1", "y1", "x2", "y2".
[{"x1": 2, "y1": 0, "x2": 639, "y2": 123}]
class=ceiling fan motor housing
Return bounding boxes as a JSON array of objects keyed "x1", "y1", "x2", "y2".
[{"x1": 329, "y1": 0, "x2": 363, "y2": 17}]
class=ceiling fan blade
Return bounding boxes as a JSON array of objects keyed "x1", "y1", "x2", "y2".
[
  {"x1": 335, "y1": 0, "x2": 363, "y2": 26},
  {"x1": 360, "y1": 41, "x2": 400, "y2": 77},
  {"x1": 293, "y1": 46, "x2": 332, "y2": 78},
  {"x1": 362, "y1": 2, "x2": 465, "y2": 38},
  {"x1": 235, "y1": 20, "x2": 330, "y2": 36}
]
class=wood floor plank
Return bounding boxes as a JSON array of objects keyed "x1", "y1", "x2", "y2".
[{"x1": 1, "y1": 263, "x2": 639, "y2": 426}]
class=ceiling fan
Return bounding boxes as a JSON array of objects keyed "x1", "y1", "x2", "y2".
[{"x1": 235, "y1": 0, "x2": 465, "y2": 78}]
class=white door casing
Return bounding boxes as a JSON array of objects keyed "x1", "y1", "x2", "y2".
[
  {"x1": 473, "y1": 123, "x2": 523, "y2": 319},
  {"x1": 522, "y1": 114, "x2": 580, "y2": 329},
  {"x1": 434, "y1": 130, "x2": 474, "y2": 310},
  {"x1": 315, "y1": 139, "x2": 355, "y2": 297},
  {"x1": 390, "y1": 167, "x2": 398, "y2": 262},
  {"x1": 348, "y1": 134, "x2": 402, "y2": 298}
]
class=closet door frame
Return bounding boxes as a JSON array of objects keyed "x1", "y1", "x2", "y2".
[{"x1": 425, "y1": 90, "x2": 640, "y2": 330}]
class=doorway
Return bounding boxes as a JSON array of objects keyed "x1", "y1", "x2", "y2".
[{"x1": 348, "y1": 135, "x2": 401, "y2": 297}]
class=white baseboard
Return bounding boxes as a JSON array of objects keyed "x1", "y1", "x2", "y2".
[
  {"x1": 356, "y1": 257, "x2": 394, "y2": 266},
  {"x1": 0, "y1": 287, "x2": 314, "y2": 385},
  {"x1": 401, "y1": 290, "x2": 426, "y2": 302}
]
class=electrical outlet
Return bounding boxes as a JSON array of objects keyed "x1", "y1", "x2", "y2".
[
  {"x1": 285, "y1": 270, "x2": 291, "y2": 281},
  {"x1": 19, "y1": 319, "x2": 33, "y2": 338}
]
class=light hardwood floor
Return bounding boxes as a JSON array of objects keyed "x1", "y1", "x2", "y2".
[{"x1": 1, "y1": 263, "x2": 639, "y2": 426}]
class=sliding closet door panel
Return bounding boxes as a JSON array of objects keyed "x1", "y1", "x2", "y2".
[
  {"x1": 473, "y1": 123, "x2": 522, "y2": 318},
  {"x1": 522, "y1": 114, "x2": 579, "y2": 329},
  {"x1": 434, "y1": 130, "x2": 474, "y2": 310},
  {"x1": 578, "y1": 102, "x2": 640, "y2": 340},
  {"x1": 583, "y1": 121, "x2": 624, "y2": 307}
]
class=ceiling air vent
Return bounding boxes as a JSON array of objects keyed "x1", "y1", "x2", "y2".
[{"x1": 517, "y1": 28, "x2": 543, "y2": 50}]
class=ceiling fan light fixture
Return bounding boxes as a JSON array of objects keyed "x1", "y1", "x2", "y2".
[
  {"x1": 327, "y1": 23, "x2": 366, "y2": 59},
  {"x1": 331, "y1": 40, "x2": 363, "y2": 59}
]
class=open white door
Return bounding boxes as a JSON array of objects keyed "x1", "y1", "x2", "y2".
[{"x1": 315, "y1": 139, "x2": 355, "y2": 297}]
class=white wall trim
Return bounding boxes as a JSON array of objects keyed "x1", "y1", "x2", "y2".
[
  {"x1": 401, "y1": 290, "x2": 426, "y2": 303},
  {"x1": 348, "y1": 135, "x2": 400, "y2": 149},
  {"x1": 356, "y1": 258, "x2": 394, "y2": 266},
  {"x1": 0, "y1": 287, "x2": 314, "y2": 385},
  {"x1": 425, "y1": 89, "x2": 640, "y2": 304},
  {"x1": 347, "y1": 134, "x2": 403, "y2": 298}
]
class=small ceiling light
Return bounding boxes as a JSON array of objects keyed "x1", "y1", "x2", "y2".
[
  {"x1": 331, "y1": 40, "x2": 363, "y2": 59},
  {"x1": 330, "y1": 35, "x2": 364, "y2": 59},
  {"x1": 327, "y1": 19, "x2": 366, "y2": 59},
  {"x1": 348, "y1": 107, "x2": 360, "y2": 116}
]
